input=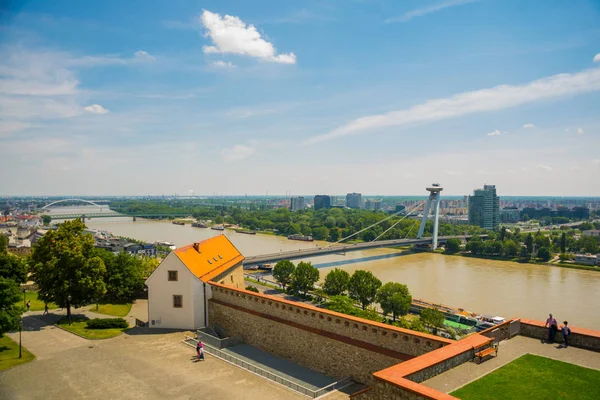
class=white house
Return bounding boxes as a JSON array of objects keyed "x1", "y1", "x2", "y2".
[{"x1": 145, "y1": 234, "x2": 245, "y2": 330}]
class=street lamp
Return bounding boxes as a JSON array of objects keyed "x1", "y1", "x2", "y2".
[
  {"x1": 18, "y1": 317, "x2": 23, "y2": 359},
  {"x1": 22, "y1": 287, "x2": 26, "y2": 308},
  {"x1": 67, "y1": 295, "x2": 72, "y2": 325}
]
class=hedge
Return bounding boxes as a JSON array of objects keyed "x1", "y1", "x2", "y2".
[{"x1": 85, "y1": 318, "x2": 129, "y2": 329}]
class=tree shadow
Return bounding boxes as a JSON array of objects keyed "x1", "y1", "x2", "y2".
[
  {"x1": 124, "y1": 327, "x2": 190, "y2": 336},
  {"x1": 0, "y1": 346, "x2": 10, "y2": 352}
]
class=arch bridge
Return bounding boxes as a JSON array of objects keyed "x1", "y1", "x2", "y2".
[{"x1": 40, "y1": 199, "x2": 107, "y2": 210}]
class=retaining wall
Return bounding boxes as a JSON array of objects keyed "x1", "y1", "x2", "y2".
[{"x1": 208, "y1": 282, "x2": 453, "y2": 383}]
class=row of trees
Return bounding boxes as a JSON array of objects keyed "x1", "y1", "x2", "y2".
[
  {"x1": 272, "y1": 261, "x2": 421, "y2": 325},
  {"x1": 30, "y1": 219, "x2": 159, "y2": 321},
  {"x1": 446, "y1": 226, "x2": 600, "y2": 262},
  {"x1": 0, "y1": 235, "x2": 27, "y2": 336},
  {"x1": 110, "y1": 199, "x2": 487, "y2": 242}
]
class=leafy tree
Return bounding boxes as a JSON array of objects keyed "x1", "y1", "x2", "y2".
[
  {"x1": 421, "y1": 308, "x2": 445, "y2": 333},
  {"x1": 291, "y1": 261, "x2": 319, "y2": 295},
  {"x1": 327, "y1": 295, "x2": 359, "y2": 315},
  {"x1": 465, "y1": 239, "x2": 483, "y2": 255},
  {"x1": 524, "y1": 233, "x2": 534, "y2": 253},
  {"x1": 102, "y1": 252, "x2": 145, "y2": 301},
  {"x1": 409, "y1": 316, "x2": 427, "y2": 333},
  {"x1": 214, "y1": 215, "x2": 224, "y2": 224},
  {"x1": 328, "y1": 228, "x2": 340, "y2": 242},
  {"x1": 560, "y1": 232, "x2": 567, "y2": 254},
  {"x1": 444, "y1": 238, "x2": 461, "y2": 254},
  {"x1": 41, "y1": 215, "x2": 52, "y2": 225},
  {"x1": 376, "y1": 282, "x2": 412, "y2": 321},
  {"x1": 519, "y1": 246, "x2": 531, "y2": 260},
  {"x1": 323, "y1": 268, "x2": 350, "y2": 296},
  {"x1": 576, "y1": 235, "x2": 600, "y2": 254},
  {"x1": 311, "y1": 226, "x2": 329, "y2": 240},
  {"x1": 0, "y1": 252, "x2": 27, "y2": 283},
  {"x1": 503, "y1": 240, "x2": 519, "y2": 258},
  {"x1": 499, "y1": 226, "x2": 506, "y2": 241},
  {"x1": 0, "y1": 277, "x2": 22, "y2": 336},
  {"x1": 537, "y1": 246, "x2": 552, "y2": 262},
  {"x1": 273, "y1": 260, "x2": 295, "y2": 290},
  {"x1": 348, "y1": 270, "x2": 382, "y2": 310},
  {"x1": 140, "y1": 256, "x2": 160, "y2": 278},
  {"x1": 30, "y1": 219, "x2": 106, "y2": 323},
  {"x1": 0, "y1": 234, "x2": 8, "y2": 253}
]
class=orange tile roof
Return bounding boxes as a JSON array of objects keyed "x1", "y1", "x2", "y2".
[{"x1": 174, "y1": 235, "x2": 244, "y2": 282}]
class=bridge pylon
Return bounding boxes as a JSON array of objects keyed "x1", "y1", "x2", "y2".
[{"x1": 417, "y1": 183, "x2": 443, "y2": 250}]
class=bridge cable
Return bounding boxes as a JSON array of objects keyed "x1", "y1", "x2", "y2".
[
  {"x1": 335, "y1": 198, "x2": 427, "y2": 244},
  {"x1": 370, "y1": 200, "x2": 426, "y2": 242}
]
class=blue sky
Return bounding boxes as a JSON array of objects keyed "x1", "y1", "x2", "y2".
[{"x1": 1, "y1": 0, "x2": 599, "y2": 196}]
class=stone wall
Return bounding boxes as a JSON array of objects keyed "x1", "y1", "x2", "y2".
[
  {"x1": 209, "y1": 283, "x2": 452, "y2": 357},
  {"x1": 520, "y1": 319, "x2": 600, "y2": 352},
  {"x1": 209, "y1": 300, "x2": 401, "y2": 383}
]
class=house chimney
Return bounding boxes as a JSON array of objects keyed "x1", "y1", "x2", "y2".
[{"x1": 193, "y1": 243, "x2": 200, "y2": 252}]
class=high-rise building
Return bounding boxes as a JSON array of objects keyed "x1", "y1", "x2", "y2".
[
  {"x1": 346, "y1": 193, "x2": 362, "y2": 209},
  {"x1": 290, "y1": 196, "x2": 305, "y2": 212},
  {"x1": 468, "y1": 184, "x2": 500, "y2": 230},
  {"x1": 313, "y1": 195, "x2": 331, "y2": 210},
  {"x1": 365, "y1": 199, "x2": 382, "y2": 211},
  {"x1": 373, "y1": 199, "x2": 382, "y2": 211}
]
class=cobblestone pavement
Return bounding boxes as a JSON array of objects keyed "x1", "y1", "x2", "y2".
[
  {"x1": 1, "y1": 312, "x2": 302, "y2": 400},
  {"x1": 423, "y1": 335, "x2": 600, "y2": 393}
]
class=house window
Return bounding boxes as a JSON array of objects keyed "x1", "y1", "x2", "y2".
[
  {"x1": 168, "y1": 271, "x2": 178, "y2": 281},
  {"x1": 230, "y1": 275, "x2": 234, "y2": 282},
  {"x1": 173, "y1": 295, "x2": 183, "y2": 308}
]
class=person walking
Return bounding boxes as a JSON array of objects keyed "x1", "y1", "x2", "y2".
[
  {"x1": 544, "y1": 313, "x2": 558, "y2": 343},
  {"x1": 26, "y1": 300, "x2": 31, "y2": 312},
  {"x1": 196, "y1": 341, "x2": 204, "y2": 361},
  {"x1": 43, "y1": 303, "x2": 49, "y2": 315},
  {"x1": 561, "y1": 321, "x2": 571, "y2": 348}
]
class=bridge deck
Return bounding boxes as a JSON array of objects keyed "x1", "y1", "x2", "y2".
[{"x1": 244, "y1": 235, "x2": 473, "y2": 265}]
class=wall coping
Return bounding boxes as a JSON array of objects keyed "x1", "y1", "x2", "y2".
[
  {"x1": 208, "y1": 281, "x2": 454, "y2": 345},
  {"x1": 372, "y1": 334, "x2": 492, "y2": 399},
  {"x1": 520, "y1": 318, "x2": 600, "y2": 339}
]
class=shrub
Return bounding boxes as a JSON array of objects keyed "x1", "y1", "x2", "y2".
[
  {"x1": 245, "y1": 285, "x2": 259, "y2": 293},
  {"x1": 86, "y1": 318, "x2": 128, "y2": 329}
]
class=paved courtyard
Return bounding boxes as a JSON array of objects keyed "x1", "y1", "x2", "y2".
[
  {"x1": 423, "y1": 335, "x2": 600, "y2": 394},
  {"x1": 1, "y1": 313, "x2": 303, "y2": 400}
]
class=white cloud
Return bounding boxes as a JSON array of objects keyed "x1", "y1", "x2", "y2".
[
  {"x1": 577, "y1": 128, "x2": 584, "y2": 135},
  {"x1": 594, "y1": 53, "x2": 600, "y2": 62},
  {"x1": 221, "y1": 144, "x2": 255, "y2": 162},
  {"x1": 536, "y1": 164, "x2": 553, "y2": 172},
  {"x1": 523, "y1": 123, "x2": 535, "y2": 129},
  {"x1": 200, "y1": 10, "x2": 296, "y2": 64},
  {"x1": 134, "y1": 50, "x2": 155, "y2": 61},
  {"x1": 305, "y1": 67, "x2": 600, "y2": 144},
  {"x1": 385, "y1": 0, "x2": 479, "y2": 23},
  {"x1": 593, "y1": 159, "x2": 600, "y2": 165},
  {"x1": 570, "y1": 166, "x2": 583, "y2": 172},
  {"x1": 84, "y1": 104, "x2": 110, "y2": 114},
  {"x1": 487, "y1": 130, "x2": 502, "y2": 136},
  {"x1": 211, "y1": 60, "x2": 236, "y2": 69}
]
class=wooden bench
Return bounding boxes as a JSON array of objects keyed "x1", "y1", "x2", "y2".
[{"x1": 474, "y1": 345, "x2": 498, "y2": 364}]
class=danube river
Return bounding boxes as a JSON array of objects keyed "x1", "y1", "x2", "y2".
[{"x1": 48, "y1": 207, "x2": 600, "y2": 330}]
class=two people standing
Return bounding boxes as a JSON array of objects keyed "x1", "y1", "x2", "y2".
[{"x1": 544, "y1": 313, "x2": 571, "y2": 348}]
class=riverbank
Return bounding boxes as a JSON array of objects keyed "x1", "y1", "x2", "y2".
[{"x1": 442, "y1": 252, "x2": 599, "y2": 272}]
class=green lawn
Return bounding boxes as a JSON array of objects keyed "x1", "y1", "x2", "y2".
[
  {"x1": 88, "y1": 302, "x2": 132, "y2": 317},
  {"x1": 0, "y1": 335, "x2": 35, "y2": 371},
  {"x1": 452, "y1": 354, "x2": 600, "y2": 400},
  {"x1": 56, "y1": 316, "x2": 128, "y2": 339},
  {"x1": 17, "y1": 291, "x2": 58, "y2": 312}
]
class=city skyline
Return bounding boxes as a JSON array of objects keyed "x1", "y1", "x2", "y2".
[{"x1": 1, "y1": 1, "x2": 599, "y2": 196}]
